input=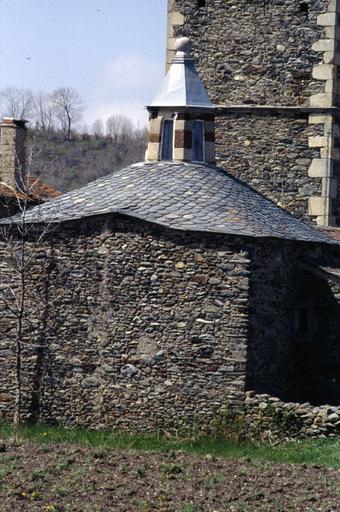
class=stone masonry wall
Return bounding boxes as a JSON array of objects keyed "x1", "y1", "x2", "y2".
[
  {"x1": 168, "y1": 0, "x2": 328, "y2": 105},
  {"x1": 216, "y1": 112, "x2": 323, "y2": 218},
  {"x1": 0, "y1": 215, "x2": 339, "y2": 437},
  {"x1": 247, "y1": 240, "x2": 298, "y2": 400},
  {"x1": 0, "y1": 216, "x2": 250, "y2": 431}
]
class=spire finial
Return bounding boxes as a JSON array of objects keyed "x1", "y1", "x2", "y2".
[{"x1": 174, "y1": 37, "x2": 192, "y2": 60}]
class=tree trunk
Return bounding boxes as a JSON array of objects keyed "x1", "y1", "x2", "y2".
[{"x1": 13, "y1": 326, "x2": 22, "y2": 426}]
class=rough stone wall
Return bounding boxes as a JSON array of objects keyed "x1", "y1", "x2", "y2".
[
  {"x1": 0, "y1": 216, "x2": 250, "y2": 430},
  {"x1": 247, "y1": 240, "x2": 298, "y2": 399},
  {"x1": 244, "y1": 391, "x2": 340, "y2": 439},
  {"x1": 168, "y1": 0, "x2": 328, "y2": 105},
  {"x1": 0, "y1": 215, "x2": 339, "y2": 435},
  {"x1": 294, "y1": 261, "x2": 340, "y2": 404},
  {"x1": 247, "y1": 240, "x2": 340, "y2": 405},
  {"x1": 216, "y1": 112, "x2": 323, "y2": 218}
]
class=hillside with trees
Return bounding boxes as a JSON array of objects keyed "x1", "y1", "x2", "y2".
[{"x1": 0, "y1": 86, "x2": 148, "y2": 192}]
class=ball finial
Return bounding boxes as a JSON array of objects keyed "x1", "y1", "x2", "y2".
[{"x1": 174, "y1": 37, "x2": 192, "y2": 56}]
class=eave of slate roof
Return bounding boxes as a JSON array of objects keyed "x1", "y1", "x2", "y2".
[{"x1": 0, "y1": 160, "x2": 337, "y2": 245}]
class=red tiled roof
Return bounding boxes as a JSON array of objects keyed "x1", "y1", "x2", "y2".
[
  {"x1": 0, "y1": 177, "x2": 60, "y2": 202},
  {"x1": 319, "y1": 227, "x2": 340, "y2": 241},
  {"x1": 27, "y1": 177, "x2": 61, "y2": 200}
]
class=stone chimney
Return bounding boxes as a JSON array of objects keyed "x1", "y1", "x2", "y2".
[
  {"x1": 146, "y1": 37, "x2": 215, "y2": 164},
  {"x1": 0, "y1": 117, "x2": 28, "y2": 190}
]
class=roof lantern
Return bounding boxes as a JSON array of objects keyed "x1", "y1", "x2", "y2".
[
  {"x1": 150, "y1": 37, "x2": 213, "y2": 109},
  {"x1": 145, "y1": 37, "x2": 215, "y2": 164}
]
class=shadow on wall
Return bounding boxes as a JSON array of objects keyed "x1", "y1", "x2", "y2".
[{"x1": 246, "y1": 258, "x2": 340, "y2": 406}]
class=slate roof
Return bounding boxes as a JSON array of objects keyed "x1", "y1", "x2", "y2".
[{"x1": 1, "y1": 161, "x2": 337, "y2": 245}]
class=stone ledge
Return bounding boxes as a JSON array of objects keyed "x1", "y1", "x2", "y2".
[{"x1": 215, "y1": 105, "x2": 340, "y2": 115}]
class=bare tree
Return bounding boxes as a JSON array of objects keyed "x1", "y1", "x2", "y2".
[
  {"x1": 50, "y1": 87, "x2": 84, "y2": 140},
  {"x1": 34, "y1": 91, "x2": 55, "y2": 132},
  {"x1": 91, "y1": 118, "x2": 104, "y2": 139},
  {"x1": 106, "y1": 114, "x2": 133, "y2": 143},
  {"x1": 0, "y1": 144, "x2": 57, "y2": 426},
  {"x1": 0, "y1": 87, "x2": 35, "y2": 120}
]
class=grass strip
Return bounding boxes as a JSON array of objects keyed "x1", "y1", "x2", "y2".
[{"x1": 0, "y1": 422, "x2": 339, "y2": 469}]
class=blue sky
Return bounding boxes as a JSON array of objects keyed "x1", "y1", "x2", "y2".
[{"x1": 0, "y1": 0, "x2": 167, "y2": 126}]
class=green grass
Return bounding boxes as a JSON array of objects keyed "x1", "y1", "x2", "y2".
[{"x1": 0, "y1": 422, "x2": 339, "y2": 469}]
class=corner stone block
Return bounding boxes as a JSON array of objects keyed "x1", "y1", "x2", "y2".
[
  {"x1": 168, "y1": 37, "x2": 177, "y2": 51},
  {"x1": 308, "y1": 159, "x2": 331, "y2": 177},
  {"x1": 328, "y1": 0, "x2": 340, "y2": 13},
  {"x1": 323, "y1": 51, "x2": 340, "y2": 64},
  {"x1": 308, "y1": 197, "x2": 328, "y2": 216},
  {"x1": 317, "y1": 12, "x2": 337, "y2": 26},
  {"x1": 325, "y1": 79, "x2": 334, "y2": 93},
  {"x1": 173, "y1": 147, "x2": 185, "y2": 160},
  {"x1": 325, "y1": 26, "x2": 340, "y2": 38},
  {"x1": 309, "y1": 114, "x2": 327, "y2": 124},
  {"x1": 312, "y1": 64, "x2": 335, "y2": 80},
  {"x1": 149, "y1": 118, "x2": 162, "y2": 135},
  {"x1": 168, "y1": 11, "x2": 185, "y2": 26},
  {"x1": 168, "y1": 0, "x2": 176, "y2": 12},
  {"x1": 312, "y1": 39, "x2": 336, "y2": 52},
  {"x1": 308, "y1": 136, "x2": 329, "y2": 148},
  {"x1": 146, "y1": 142, "x2": 160, "y2": 161},
  {"x1": 310, "y1": 92, "x2": 334, "y2": 107},
  {"x1": 167, "y1": 49, "x2": 175, "y2": 64}
]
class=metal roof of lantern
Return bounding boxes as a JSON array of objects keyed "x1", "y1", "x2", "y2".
[
  {"x1": 2, "y1": 161, "x2": 337, "y2": 245},
  {"x1": 149, "y1": 37, "x2": 213, "y2": 110}
]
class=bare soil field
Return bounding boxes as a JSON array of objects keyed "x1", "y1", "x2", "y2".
[{"x1": 0, "y1": 441, "x2": 339, "y2": 512}]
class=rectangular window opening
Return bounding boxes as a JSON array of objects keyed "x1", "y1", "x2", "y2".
[
  {"x1": 192, "y1": 120, "x2": 205, "y2": 162},
  {"x1": 161, "y1": 120, "x2": 173, "y2": 161}
]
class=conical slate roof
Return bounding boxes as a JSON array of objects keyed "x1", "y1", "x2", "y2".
[
  {"x1": 150, "y1": 37, "x2": 213, "y2": 109},
  {"x1": 2, "y1": 160, "x2": 336, "y2": 245}
]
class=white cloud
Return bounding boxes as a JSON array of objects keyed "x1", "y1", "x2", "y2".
[{"x1": 85, "y1": 54, "x2": 163, "y2": 128}]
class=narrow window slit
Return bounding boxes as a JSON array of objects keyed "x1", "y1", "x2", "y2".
[{"x1": 161, "y1": 120, "x2": 173, "y2": 161}]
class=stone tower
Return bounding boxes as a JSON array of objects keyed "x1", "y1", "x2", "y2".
[{"x1": 167, "y1": 0, "x2": 340, "y2": 226}]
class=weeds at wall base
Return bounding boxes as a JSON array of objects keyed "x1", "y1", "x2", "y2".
[{"x1": 0, "y1": 421, "x2": 339, "y2": 469}]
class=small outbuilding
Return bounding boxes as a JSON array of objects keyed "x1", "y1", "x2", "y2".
[{"x1": 0, "y1": 39, "x2": 339, "y2": 432}]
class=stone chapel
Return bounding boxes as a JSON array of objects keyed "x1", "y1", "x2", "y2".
[{"x1": 0, "y1": 6, "x2": 339, "y2": 436}]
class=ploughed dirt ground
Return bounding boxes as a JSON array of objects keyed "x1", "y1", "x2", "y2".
[{"x1": 0, "y1": 442, "x2": 339, "y2": 512}]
